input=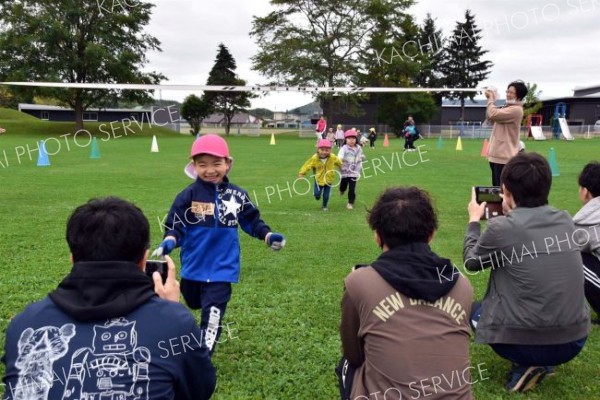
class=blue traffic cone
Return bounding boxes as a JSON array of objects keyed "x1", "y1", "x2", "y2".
[
  {"x1": 549, "y1": 148, "x2": 560, "y2": 177},
  {"x1": 37, "y1": 140, "x2": 50, "y2": 166},
  {"x1": 90, "y1": 137, "x2": 100, "y2": 159}
]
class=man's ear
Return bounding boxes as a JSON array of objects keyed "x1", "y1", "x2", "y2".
[
  {"x1": 374, "y1": 231, "x2": 383, "y2": 248},
  {"x1": 580, "y1": 187, "x2": 593, "y2": 203},
  {"x1": 138, "y1": 250, "x2": 149, "y2": 271},
  {"x1": 427, "y1": 230, "x2": 436, "y2": 244},
  {"x1": 501, "y1": 184, "x2": 515, "y2": 205}
]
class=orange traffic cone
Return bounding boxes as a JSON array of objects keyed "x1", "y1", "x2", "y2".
[
  {"x1": 383, "y1": 134, "x2": 389, "y2": 147},
  {"x1": 480, "y1": 138, "x2": 489, "y2": 157}
]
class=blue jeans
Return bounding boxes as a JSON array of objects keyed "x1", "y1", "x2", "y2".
[
  {"x1": 314, "y1": 182, "x2": 331, "y2": 207},
  {"x1": 471, "y1": 302, "x2": 587, "y2": 366}
]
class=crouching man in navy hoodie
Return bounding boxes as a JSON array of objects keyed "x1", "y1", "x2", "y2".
[{"x1": 2, "y1": 197, "x2": 216, "y2": 400}]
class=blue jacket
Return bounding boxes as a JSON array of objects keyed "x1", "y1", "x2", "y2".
[
  {"x1": 2, "y1": 261, "x2": 216, "y2": 400},
  {"x1": 164, "y1": 177, "x2": 271, "y2": 283}
]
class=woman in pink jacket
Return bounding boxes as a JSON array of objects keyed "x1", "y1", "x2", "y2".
[
  {"x1": 315, "y1": 116, "x2": 327, "y2": 140},
  {"x1": 486, "y1": 80, "x2": 528, "y2": 186}
]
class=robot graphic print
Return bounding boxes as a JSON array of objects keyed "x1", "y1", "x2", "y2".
[{"x1": 61, "y1": 318, "x2": 151, "y2": 400}]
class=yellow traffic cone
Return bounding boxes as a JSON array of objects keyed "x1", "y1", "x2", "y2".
[
  {"x1": 456, "y1": 136, "x2": 463, "y2": 151},
  {"x1": 270, "y1": 133, "x2": 276, "y2": 145}
]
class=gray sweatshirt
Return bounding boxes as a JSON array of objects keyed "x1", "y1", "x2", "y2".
[{"x1": 573, "y1": 196, "x2": 600, "y2": 256}]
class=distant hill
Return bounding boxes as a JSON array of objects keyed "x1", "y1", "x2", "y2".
[
  {"x1": 249, "y1": 108, "x2": 274, "y2": 119},
  {"x1": 289, "y1": 101, "x2": 322, "y2": 116}
]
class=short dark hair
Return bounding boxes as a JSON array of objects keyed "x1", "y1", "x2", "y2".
[
  {"x1": 367, "y1": 187, "x2": 437, "y2": 249},
  {"x1": 501, "y1": 152, "x2": 551, "y2": 207},
  {"x1": 578, "y1": 161, "x2": 600, "y2": 197},
  {"x1": 66, "y1": 197, "x2": 150, "y2": 263},
  {"x1": 508, "y1": 80, "x2": 528, "y2": 101}
]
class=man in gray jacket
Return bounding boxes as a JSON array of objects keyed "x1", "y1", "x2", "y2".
[
  {"x1": 463, "y1": 152, "x2": 590, "y2": 393},
  {"x1": 573, "y1": 161, "x2": 600, "y2": 318}
]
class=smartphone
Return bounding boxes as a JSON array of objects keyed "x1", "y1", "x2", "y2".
[
  {"x1": 475, "y1": 186, "x2": 503, "y2": 220},
  {"x1": 145, "y1": 260, "x2": 168, "y2": 284}
]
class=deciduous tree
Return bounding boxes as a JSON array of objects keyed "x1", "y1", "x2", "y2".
[
  {"x1": 0, "y1": 0, "x2": 165, "y2": 130},
  {"x1": 251, "y1": 0, "x2": 415, "y2": 122},
  {"x1": 181, "y1": 95, "x2": 212, "y2": 135},
  {"x1": 522, "y1": 82, "x2": 543, "y2": 125}
]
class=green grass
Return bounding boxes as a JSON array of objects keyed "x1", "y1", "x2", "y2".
[{"x1": 0, "y1": 118, "x2": 599, "y2": 399}]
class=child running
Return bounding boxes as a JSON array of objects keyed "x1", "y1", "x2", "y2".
[
  {"x1": 335, "y1": 124, "x2": 345, "y2": 148},
  {"x1": 153, "y1": 134, "x2": 285, "y2": 355},
  {"x1": 298, "y1": 139, "x2": 342, "y2": 211},
  {"x1": 338, "y1": 129, "x2": 366, "y2": 210}
]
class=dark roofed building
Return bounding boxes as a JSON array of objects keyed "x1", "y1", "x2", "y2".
[
  {"x1": 202, "y1": 113, "x2": 262, "y2": 126},
  {"x1": 573, "y1": 84, "x2": 600, "y2": 97},
  {"x1": 17, "y1": 103, "x2": 182, "y2": 131},
  {"x1": 539, "y1": 95, "x2": 600, "y2": 126},
  {"x1": 18, "y1": 103, "x2": 151, "y2": 123}
]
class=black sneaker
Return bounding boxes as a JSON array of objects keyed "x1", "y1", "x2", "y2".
[{"x1": 506, "y1": 365, "x2": 546, "y2": 393}]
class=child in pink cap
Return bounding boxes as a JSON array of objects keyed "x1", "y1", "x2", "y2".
[
  {"x1": 153, "y1": 134, "x2": 285, "y2": 354},
  {"x1": 338, "y1": 130, "x2": 366, "y2": 210},
  {"x1": 298, "y1": 139, "x2": 342, "y2": 211}
]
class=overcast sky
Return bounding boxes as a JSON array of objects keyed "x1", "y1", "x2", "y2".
[{"x1": 144, "y1": 0, "x2": 600, "y2": 110}]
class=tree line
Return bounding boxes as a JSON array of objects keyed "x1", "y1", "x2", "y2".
[{"x1": 1, "y1": 0, "x2": 527, "y2": 134}]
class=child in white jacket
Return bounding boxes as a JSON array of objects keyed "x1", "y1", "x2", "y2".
[{"x1": 338, "y1": 130, "x2": 366, "y2": 210}]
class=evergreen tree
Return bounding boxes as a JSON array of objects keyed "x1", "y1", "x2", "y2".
[
  {"x1": 203, "y1": 44, "x2": 253, "y2": 135},
  {"x1": 362, "y1": 12, "x2": 437, "y2": 130},
  {"x1": 416, "y1": 14, "x2": 446, "y2": 106},
  {"x1": 440, "y1": 10, "x2": 493, "y2": 122}
]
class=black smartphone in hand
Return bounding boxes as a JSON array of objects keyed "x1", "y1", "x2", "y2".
[
  {"x1": 145, "y1": 260, "x2": 168, "y2": 284},
  {"x1": 475, "y1": 186, "x2": 503, "y2": 220}
]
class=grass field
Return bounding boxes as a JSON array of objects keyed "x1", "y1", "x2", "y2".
[{"x1": 0, "y1": 112, "x2": 599, "y2": 399}]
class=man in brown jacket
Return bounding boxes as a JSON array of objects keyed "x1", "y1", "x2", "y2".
[
  {"x1": 486, "y1": 80, "x2": 528, "y2": 186},
  {"x1": 337, "y1": 187, "x2": 474, "y2": 400}
]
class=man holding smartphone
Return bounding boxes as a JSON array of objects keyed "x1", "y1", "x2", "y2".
[
  {"x1": 2, "y1": 197, "x2": 216, "y2": 400},
  {"x1": 463, "y1": 153, "x2": 590, "y2": 393}
]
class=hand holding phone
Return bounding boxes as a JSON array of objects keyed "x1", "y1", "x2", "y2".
[
  {"x1": 146, "y1": 256, "x2": 180, "y2": 302},
  {"x1": 474, "y1": 186, "x2": 503, "y2": 220},
  {"x1": 145, "y1": 260, "x2": 168, "y2": 284}
]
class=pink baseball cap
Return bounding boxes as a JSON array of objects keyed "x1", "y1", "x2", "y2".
[
  {"x1": 317, "y1": 139, "x2": 332, "y2": 148},
  {"x1": 190, "y1": 134, "x2": 230, "y2": 159},
  {"x1": 344, "y1": 129, "x2": 357, "y2": 138},
  {"x1": 185, "y1": 134, "x2": 233, "y2": 179}
]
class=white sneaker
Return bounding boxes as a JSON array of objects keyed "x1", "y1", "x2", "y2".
[
  {"x1": 347, "y1": 203, "x2": 353, "y2": 210},
  {"x1": 322, "y1": 207, "x2": 328, "y2": 212}
]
